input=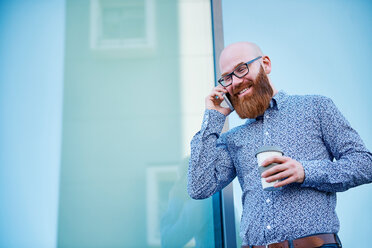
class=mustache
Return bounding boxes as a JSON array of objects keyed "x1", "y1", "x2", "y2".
[{"x1": 232, "y1": 79, "x2": 254, "y2": 95}]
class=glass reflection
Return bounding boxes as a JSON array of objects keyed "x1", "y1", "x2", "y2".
[{"x1": 160, "y1": 158, "x2": 214, "y2": 247}]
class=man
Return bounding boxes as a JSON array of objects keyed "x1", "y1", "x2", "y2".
[{"x1": 187, "y1": 42, "x2": 372, "y2": 248}]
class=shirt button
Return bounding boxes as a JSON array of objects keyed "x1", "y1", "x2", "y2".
[
  {"x1": 267, "y1": 225, "x2": 271, "y2": 230},
  {"x1": 265, "y1": 131, "x2": 269, "y2": 136},
  {"x1": 266, "y1": 115, "x2": 270, "y2": 118},
  {"x1": 266, "y1": 198, "x2": 270, "y2": 203}
]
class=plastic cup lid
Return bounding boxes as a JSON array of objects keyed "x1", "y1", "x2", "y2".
[{"x1": 255, "y1": 146, "x2": 283, "y2": 157}]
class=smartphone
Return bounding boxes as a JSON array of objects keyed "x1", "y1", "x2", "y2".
[{"x1": 223, "y1": 93, "x2": 234, "y2": 111}]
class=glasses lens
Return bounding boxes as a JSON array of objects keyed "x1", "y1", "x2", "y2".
[
  {"x1": 219, "y1": 79, "x2": 226, "y2": 87},
  {"x1": 234, "y1": 64, "x2": 248, "y2": 77},
  {"x1": 219, "y1": 76, "x2": 229, "y2": 86},
  {"x1": 223, "y1": 75, "x2": 232, "y2": 86}
]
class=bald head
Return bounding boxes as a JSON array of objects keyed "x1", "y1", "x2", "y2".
[
  {"x1": 223, "y1": 42, "x2": 263, "y2": 58},
  {"x1": 219, "y1": 42, "x2": 263, "y2": 73},
  {"x1": 218, "y1": 41, "x2": 276, "y2": 96}
]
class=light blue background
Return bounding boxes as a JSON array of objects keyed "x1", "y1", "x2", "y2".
[
  {"x1": 222, "y1": 0, "x2": 372, "y2": 247},
  {"x1": 0, "y1": 0, "x2": 65, "y2": 247}
]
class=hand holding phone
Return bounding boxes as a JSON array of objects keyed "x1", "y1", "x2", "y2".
[
  {"x1": 205, "y1": 85, "x2": 234, "y2": 116},
  {"x1": 223, "y1": 93, "x2": 234, "y2": 111}
]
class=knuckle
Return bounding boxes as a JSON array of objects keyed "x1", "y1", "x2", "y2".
[{"x1": 293, "y1": 174, "x2": 299, "y2": 181}]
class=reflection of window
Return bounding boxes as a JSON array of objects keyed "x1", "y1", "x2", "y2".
[
  {"x1": 90, "y1": 0, "x2": 155, "y2": 52},
  {"x1": 146, "y1": 166, "x2": 178, "y2": 246},
  {"x1": 146, "y1": 165, "x2": 196, "y2": 247}
]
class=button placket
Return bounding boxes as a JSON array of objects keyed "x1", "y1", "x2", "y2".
[
  {"x1": 263, "y1": 129, "x2": 270, "y2": 144},
  {"x1": 264, "y1": 191, "x2": 276, "y2": 241},
  {"x1": 262, "y1": 111, "x2": 271, "y2": 144},
  {"x1": 262, "y1": 110, "x2": 275, "y2": 241}
]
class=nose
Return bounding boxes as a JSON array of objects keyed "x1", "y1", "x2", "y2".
[{"x1": 232, "y1": 74, "x2": 244, "y2": 87}]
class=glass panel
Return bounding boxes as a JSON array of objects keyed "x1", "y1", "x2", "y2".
[
  {"x1": 57, "y1": 0, "x2": 217, "y2": 247},
  {"x1": 0, "y1": 1, "x2": 65, "y2": 247}
]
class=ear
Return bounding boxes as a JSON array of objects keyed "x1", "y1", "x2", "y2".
[{"x1": 262, "y1": 55, "x2": 272, "y2": 74}]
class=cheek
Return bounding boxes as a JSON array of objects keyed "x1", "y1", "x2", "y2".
[
  {"x1": 248, "y1": 65, "x2": 261, "y2": 79},
  {"x1": 245, "y1": 73, "x2": 257, "y2": 82}
]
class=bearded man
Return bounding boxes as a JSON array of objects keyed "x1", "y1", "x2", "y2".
[{"x1": 187, "y1": 42, "x2": 372, "y2": 248}]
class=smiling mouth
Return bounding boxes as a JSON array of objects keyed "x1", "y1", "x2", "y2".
[{"x1": 237, "y1": 85, "x2": 252, "y2": 96}]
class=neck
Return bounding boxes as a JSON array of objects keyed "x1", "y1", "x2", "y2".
[
  {"x1": 268, "y1": 79, "x2": 278, "y2": 96},
  {"x1": 272, "y1": 87, "x2": 278, "y2": 96}
]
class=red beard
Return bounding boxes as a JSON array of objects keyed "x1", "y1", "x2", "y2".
[{"x1": 230, "y1": 66, "x2": 273, "y2": 119}]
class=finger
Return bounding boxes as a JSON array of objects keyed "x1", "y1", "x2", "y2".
[
  {"x1": 208, "y1": 93, "x2": 223, "y2": 105},
  {"x1": 274, "y1": 176, "x2": 296, "y2": 188},
  {"x1": 213, "y1": 89, "x2": 228, "y2": 99},
  {"x1": 214, "y1": 85, "x2": 228, "y2": 94},
  {"x1": 215, "y1": 84, "x2": 228, "y2": 92},
  {"x1": 261, "y1": 156, "x2": 289, "y2": 167},
  {"x1": 210, "y1": 88, "x2": 226, "y2": 99},
  {"x1": 210, "y1": 95, "x2": 224, "y2": 106},
  {"x1": 261, "y1": 164, "x2": 287, "y2": 178},
  {"x1": 215, "y1": 91, "x2": 225, "y2": 100},
  {"x1": 213, "y1": 85, "x2": 227, "y2": 93},
  {"x1": 265, "y1": 170, "x2": 292, "y2": 183}
]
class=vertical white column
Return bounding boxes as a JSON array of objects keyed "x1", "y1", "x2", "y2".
[{"x1": 178, "y1": 0, "x2": 215, "y2": 158}]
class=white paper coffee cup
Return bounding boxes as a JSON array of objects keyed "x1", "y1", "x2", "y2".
[{"x1": 255, "y1": 146, "x2": 284, "y2": 191}]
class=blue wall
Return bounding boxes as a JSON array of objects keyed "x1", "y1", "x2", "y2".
[
  {"x1": 0, "y1": 1, "x2": 65, "y2": 247},
  {"x1": 222, "y1": 0, "x2": 372, "y2": 247}
]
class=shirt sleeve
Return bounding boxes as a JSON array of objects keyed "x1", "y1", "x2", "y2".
[
  {"x1": 187, "y1": 109, "x2": 236, "y2": 199},
  {"x1": 301, "y1": 97, "x2": 372, "y2": 192}
]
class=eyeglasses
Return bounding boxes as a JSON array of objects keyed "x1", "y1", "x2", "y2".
[{"x1": 218, "y1": 56, "x2": 262, "y2": 87}]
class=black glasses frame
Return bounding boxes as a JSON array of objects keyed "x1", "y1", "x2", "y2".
[{"x1": 218, "y1": 56, "x2": 262, "y2": 87}]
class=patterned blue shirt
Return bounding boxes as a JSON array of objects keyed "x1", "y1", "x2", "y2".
[{"x1": 188, "y1": 91, "x2": 372, "y2": 245}]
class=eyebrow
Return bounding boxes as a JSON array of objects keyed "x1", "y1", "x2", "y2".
[{"x1": 221, "y1": 62, "x2": 245, "y2": 77}]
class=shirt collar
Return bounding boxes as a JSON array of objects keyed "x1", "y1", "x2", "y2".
[
  {"x1": 245, "y1": 90, "x2": 287, "y2": 124},
  {"x1": 271, "y1": 90, "x2": 287, "y2": 110}
]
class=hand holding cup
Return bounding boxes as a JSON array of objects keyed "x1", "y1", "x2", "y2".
[
  {"x1": 256, "y1": 146, "x2": 284, "y2": 191},
  {"x1": 260, "y1": 150, "x2": 305, "y2": 189}
]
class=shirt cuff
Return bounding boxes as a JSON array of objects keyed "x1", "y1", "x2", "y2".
[{"x1": 300, "y1": 160, "x2": 320, "y2": 188}]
